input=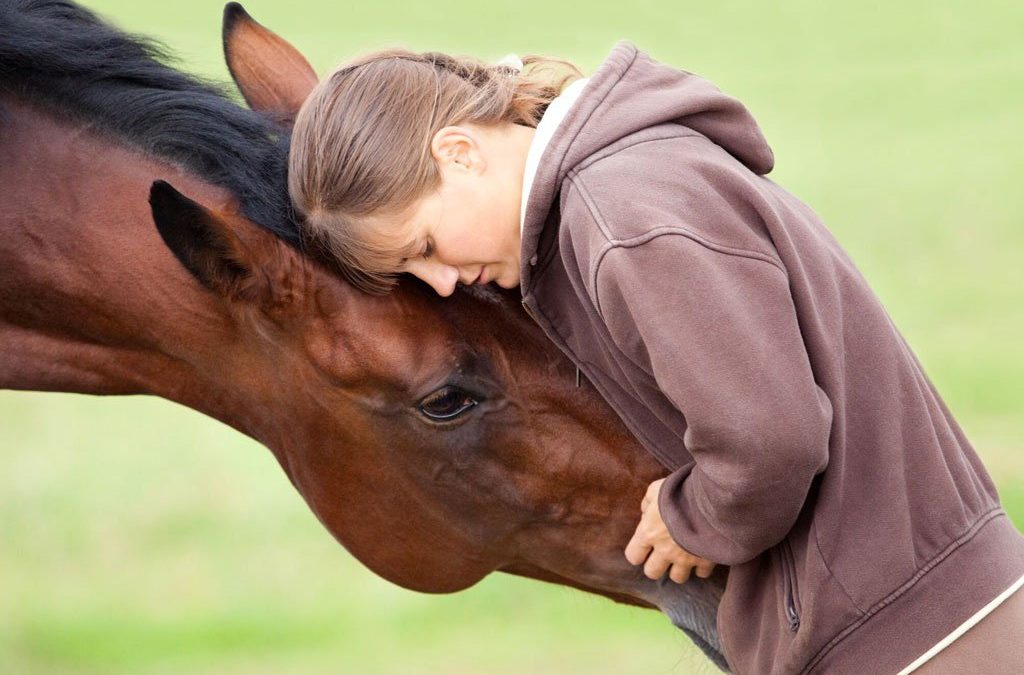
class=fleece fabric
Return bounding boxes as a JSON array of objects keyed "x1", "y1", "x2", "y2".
[{"x1": 517, "y1": 40, "x2": 1024, "y2": 674}]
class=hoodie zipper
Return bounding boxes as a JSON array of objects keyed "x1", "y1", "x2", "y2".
[
  {"x1": 522, "y1": 299, "x2": 583, "y2": 387},
  {"x1": 779, "y1": 538, "x2": 801, "y2": 632},
  {"x1": 521, "y1": 299, "x2": 538, "y2": 324}
]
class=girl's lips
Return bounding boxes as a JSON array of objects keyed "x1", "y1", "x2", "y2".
[{"x1": 477, "y1": 266, "x2": 488, "y2": 284}]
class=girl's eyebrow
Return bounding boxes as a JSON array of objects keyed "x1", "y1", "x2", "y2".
[{"x1": 396, "y1": 235, "x2": 424, "y2": 266}]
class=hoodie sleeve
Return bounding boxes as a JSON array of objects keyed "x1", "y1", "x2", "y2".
[{"x1": 594, "y1": 234, "x2": 833, "y2": 566}]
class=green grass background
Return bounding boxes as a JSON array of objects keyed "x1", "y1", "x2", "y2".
[{"x1": 2, "y1": 1, "x2": 1022, "y2": 673}]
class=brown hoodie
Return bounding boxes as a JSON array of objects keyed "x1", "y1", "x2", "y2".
[{"x1": 518, "y1": 40, "x2": 1024, "y2": 674}]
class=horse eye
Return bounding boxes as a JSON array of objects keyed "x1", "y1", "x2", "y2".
[{"x1": 417, "y1": 386, "x2": 478, "y2": 422}]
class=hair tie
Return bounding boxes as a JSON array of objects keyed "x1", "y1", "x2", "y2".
[{"x1": 494, "y1": 53, "x2": 524, "y2": 74}]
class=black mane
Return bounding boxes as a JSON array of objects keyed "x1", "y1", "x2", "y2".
[{"x1": 0, "y1": 0, "x2": 299, "y2": 244}]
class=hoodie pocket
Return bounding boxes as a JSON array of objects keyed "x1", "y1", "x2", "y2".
[{"x1": 778, "y1": 537, "x2": 801, "y2": 632}]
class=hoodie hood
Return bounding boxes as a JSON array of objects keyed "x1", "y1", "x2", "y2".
[{"x1": 519, "y1": 40, "x2": 774, "y2": 292}]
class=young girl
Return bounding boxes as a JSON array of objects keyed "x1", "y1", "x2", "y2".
[{"x1": 287, "y1": 41, "x2": 1024, "y2": 673}]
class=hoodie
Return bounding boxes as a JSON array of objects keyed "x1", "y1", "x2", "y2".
[{"x1": 517, "y1": 40, "x2": 1024, "y2": 674}]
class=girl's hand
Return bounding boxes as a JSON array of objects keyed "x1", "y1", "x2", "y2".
[{"x1": 625, "y1": 478, "x2": 717, "y2": 584}]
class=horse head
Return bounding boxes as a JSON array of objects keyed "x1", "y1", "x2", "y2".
[{"x1": 0, "y1": 0, "x2": 727, "y2": 668}]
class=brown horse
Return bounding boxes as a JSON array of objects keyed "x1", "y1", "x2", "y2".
[{"x1": 0, "y1": 1, "x2": 728, "y2": 669}]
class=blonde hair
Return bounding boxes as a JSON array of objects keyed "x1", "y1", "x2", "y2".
[{"x1": 288, "y1": 48, "x2": 584, "y2": 295}]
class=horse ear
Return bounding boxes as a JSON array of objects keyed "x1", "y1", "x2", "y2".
[
  {"x1": 149, "y1": 180, "x2": 287, "y2": 307},
  {"x1": 222, "y1": 2, "x2": 318, "y2": 123}
]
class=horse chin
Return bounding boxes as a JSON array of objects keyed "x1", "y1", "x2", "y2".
[
  {"x1": 635, "y1": 569, "x2": 731, "y2": 673},
  {"x1": 677, "y1": 625, "x2": 731, "y2": 673}
]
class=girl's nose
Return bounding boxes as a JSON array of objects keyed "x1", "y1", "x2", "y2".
[{"x1": 405, "y1": 259, "x2": 460, "y2": 297}]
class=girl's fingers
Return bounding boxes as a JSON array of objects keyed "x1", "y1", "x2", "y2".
[
  {"x1": 669, "y1": 563, "x2": 693, "y2": 585},
  {"x1": 625, "y1": 541, "x2": 652, "y2": 567},
  {"x1": 695, "y1": 562, "x2": 716, "y2": 579},
  {"x1": 643, "y1": 551, "x2": 671, "y2": 580},
  {"x1": 624, "y1": 521, "x2": 652, "y2": 566},
  {"x1": 641, "y1": 478, "x2": 663, "y2": 513}
]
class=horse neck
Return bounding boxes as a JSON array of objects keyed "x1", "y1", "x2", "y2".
[{"x1": 0, "y1": 97, "x2": 277, "y2": 441}]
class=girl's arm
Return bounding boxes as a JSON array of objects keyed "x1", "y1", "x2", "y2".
[{"x1": 595, "y1": 233, "x2": 833, "y2": 566}]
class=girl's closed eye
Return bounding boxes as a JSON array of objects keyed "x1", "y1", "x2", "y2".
[{"x1": 397, "y1": 239, "x2": 431, "y2": 268}]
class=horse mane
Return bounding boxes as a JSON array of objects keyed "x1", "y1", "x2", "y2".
[{"x1": 0, "y1": 0, "x2": 299, "y2": 245}]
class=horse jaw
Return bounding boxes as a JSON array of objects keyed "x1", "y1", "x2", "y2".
[
  {"x1": 500, "y1": 559, "x2": 730, "y2": 672},
  {"x1": 643, "y1": 571, "x2": 730, "y2": 672}
]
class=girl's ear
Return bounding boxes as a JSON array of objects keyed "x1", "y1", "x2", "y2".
[
  {"x1": 222, "y1": 3, "x2": 318, "y2": 124},
  {"x1": 431, "y1": 126, "x2": 485, "y2": 175}
]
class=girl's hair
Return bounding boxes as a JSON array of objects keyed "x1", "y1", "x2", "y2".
[{"x1": 288, "y1": 48, "x2": 584, "y2": 295}]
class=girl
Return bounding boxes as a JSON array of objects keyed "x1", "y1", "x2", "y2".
[{"x1": 286, "y1": 42, "x2": 1024, "y2": 673}]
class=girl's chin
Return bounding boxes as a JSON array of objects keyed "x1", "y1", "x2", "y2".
[
  {"x1": 495, "y1": 272, "x2": 519, "y2": 289},
  {"x1": 479, "y1": 264, "x2": 519, "y2": 289}
]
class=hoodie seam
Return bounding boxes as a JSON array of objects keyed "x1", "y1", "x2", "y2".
[
  {"x1": 548, "y1": 45, "x2": 640, "y2": 192},
  {"x1": 800, "y1": 506, "x2": 1005, "y2": 675},
  {"x1": 571, "y1": 129, "x2": 703, "y2": 174},
  {"x1": 592, "y1": 231, "x2": 788, "y2": 319},
  {"x1": 813, "y1": 522, "x2": 867, "y2": 615},
  {"x1": 521, "y1": 45, "x2": 640, "y2": 295},
  {"x1": 566, "y1": 174, "x2": 788, "y2": 316},
  {"x1": 568, "y1": 171, "x2": 785, "y2": 271}
]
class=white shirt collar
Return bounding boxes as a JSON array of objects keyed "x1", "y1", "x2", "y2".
[{"x1": 520, "y1": 77, "x2": 591, "y2": 234}]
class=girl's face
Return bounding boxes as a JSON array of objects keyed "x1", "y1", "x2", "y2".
[{"x1": 364, "y1": 123, "x2": 533, "y2": 297}]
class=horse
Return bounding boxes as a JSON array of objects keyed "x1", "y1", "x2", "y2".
[{"x1": 0, "y1": 0, "x2": 728, "y2": 669}]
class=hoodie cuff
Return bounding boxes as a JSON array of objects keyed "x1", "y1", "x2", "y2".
[{"x1": 658, "y1": 462, "x2": 757, "y2": 566}]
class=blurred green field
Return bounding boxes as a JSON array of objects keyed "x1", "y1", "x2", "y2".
[{"x1": 2, "y1": 0, "x2": 1022, "y2": 673}]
